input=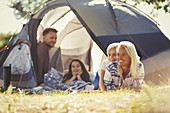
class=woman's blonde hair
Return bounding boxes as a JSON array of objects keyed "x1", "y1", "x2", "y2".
[
  {"x1": 107, "y1": 42, "x2": 119, "y2": 55},
  {"x1": 117, "y1": 41, "x2": 141, "y2": 78}
]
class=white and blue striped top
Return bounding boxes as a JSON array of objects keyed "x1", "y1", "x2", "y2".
[{"x1": 104, "y1": 61, "x2": 145, "y2": 90}]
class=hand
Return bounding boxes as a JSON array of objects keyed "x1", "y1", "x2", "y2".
[
  {"x1": 77, "y1": 71, "x2": 83, "y2": 80},
  {"x1": 72, "y1": 74, "x2": 77, "y2": 80},
  {"x1": 121, "y1": 83, "x2": 128, "y2": 89}
]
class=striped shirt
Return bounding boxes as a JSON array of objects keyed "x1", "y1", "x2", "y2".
[{"x1": 104, "y1": 61, "x2": 145, "y2": 90}]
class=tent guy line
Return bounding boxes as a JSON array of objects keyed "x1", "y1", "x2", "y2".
[{"x1": 115, "y1": 19, "x2": 167, "y2": 79}]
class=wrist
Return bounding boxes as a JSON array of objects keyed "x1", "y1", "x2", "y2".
[
  {"x1": 72, "y1": 75, "x2": 76, "y2": 80},
  {"x1": 77, "y1": 76, "x2": 82, "y2": 80}
]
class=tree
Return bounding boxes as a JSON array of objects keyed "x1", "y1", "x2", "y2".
[
  {"x1": 0, "y1": 33, "x2": 12, "y2": 57},
  {"x1": 9, "y1": 0, "x2": 46, "y2": 19},
  {"x1": 125, "y1": 0, "x2": 170, "y2": 14},
  {"x1": 9, "y1": 0, "x2": 169, "y2": 19},
  {"x1": 0, "y1": 33, "x2": 18, "y2": 57}
]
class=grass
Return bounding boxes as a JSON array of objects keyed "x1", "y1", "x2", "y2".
[{"x1": 0, "y1": 84, "x2": 170, "y2": 113}]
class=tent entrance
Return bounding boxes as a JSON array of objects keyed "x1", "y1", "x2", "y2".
[{"x1": 36, "y1": 6, "x2": 104, "y2": 73}]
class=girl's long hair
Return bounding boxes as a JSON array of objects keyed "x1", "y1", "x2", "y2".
[
  {"x1": 62, "y1": 59, "x2": 90, "y2": 83},
  {"x1": 117, "y1": 41, "x2": 141, "y2": 78}
]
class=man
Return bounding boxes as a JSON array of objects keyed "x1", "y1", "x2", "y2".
[{"x1": 37, "y1": 28, "x2": 57, "y2": 85}]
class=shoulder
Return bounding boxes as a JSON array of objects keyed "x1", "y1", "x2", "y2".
[
  {"x1": 37, "y1": 43, "x2": 48, "y2": 51},
  {"x1": 37, "y1": 43, "x2": 49, "y2": 56},
  {"x1": 101, "y1": 59, "x2": 110, "y2": 66},
  {"x1": 103, "y1": 59, "x2": 109, "y2": 63},
  {"x1": 106, "y1": 61, "x2": 118, "y2": 72},
  {"x1": 37, "y1": 42, "x2": 48, "y2": 47},
  {"x1": 107, "y1": 61, "x2": 118, "y2": 67},
  {"x1": 138, "y1": 61, "x2": 144, "y2": 69},
  {"x1": 137, "y1": 61, "x2": 145, "y2": 76}
]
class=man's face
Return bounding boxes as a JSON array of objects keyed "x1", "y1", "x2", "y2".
[{"x1": 43, "y1": 31, "x2": 57, "y2": 48}]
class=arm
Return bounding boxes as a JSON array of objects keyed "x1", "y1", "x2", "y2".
[
  {"x1": 99, "y1": 69, "x2": 106, "y2": 91},
  {"x1": 64, "y1": 71, "x2": 83, "y2": 84},
  {"x1": 37, "y1": 44, "x2": 49, "y2": 85},
  {"x1": 122, "y1": 63, "x2": 145, "y2": 89},
  {"x1": 77, "y1": 71, "x2": 83, "y2": 81},
  {"x1": 134, "y1": 62, "x2": 145, "y2": 88},
  {"x1": 64, "y1": 75, "x2": 77, "y2": 84}
]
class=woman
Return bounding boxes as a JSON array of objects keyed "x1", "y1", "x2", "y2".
[
  {"x1": 103, "y1": 41, "x2": 145, "y2": 90},
  {"x1": 62, "y1": 59, "x2": 90, "y2": 84}
]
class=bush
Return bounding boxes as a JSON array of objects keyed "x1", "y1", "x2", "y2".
[{"x1": 0, "y1": 33, "x2": 12, "y2": 57}]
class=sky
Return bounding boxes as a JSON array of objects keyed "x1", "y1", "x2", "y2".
[{"x1": 0, "y1": 0, "x2": 170, "y2": 39}]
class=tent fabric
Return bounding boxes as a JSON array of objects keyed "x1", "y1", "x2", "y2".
[
  {"x1": 97, "y1": 32, "x2": 170, "y2": 60},
  {"x1": 3, "y1": 44, "x2": 31, "y2": 75},
  {"x1": 0, "y1": 0, "x2": 170, "y2": 88},
  {"x1": 49, "y1": 47, "x2": 63, "y2": 73},
  {"x1": 0, "y1": 43, "x2": 37, "y2": 88}
]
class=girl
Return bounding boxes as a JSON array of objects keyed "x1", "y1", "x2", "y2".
[
  {"x1": 62, "y1": 59, "x2": 90, "y2": 84},
  {"x1": 44, "y1": 59, "x2": 91, "y2": 91}
]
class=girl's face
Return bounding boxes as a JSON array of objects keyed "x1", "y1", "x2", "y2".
[
  {"x1": 118, "y1": 47, "x2": 131, "y2": 67},
  {"x1": 71, "y1": 61, "x2": 82, "y2": 75},
  {"x1": 108, "y1": 48, "x2": 117, "y2": 62}
]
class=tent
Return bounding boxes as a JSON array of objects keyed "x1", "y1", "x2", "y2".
[{"x1": 0, "y1": 0, "x2": 170, "y2": 88}]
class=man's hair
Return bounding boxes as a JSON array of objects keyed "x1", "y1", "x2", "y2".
[{"x1": 43, "y1": 28, "x2": 58, "y2": 36}]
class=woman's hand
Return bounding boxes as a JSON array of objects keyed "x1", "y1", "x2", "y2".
[
  {"x1": 121, "y1": 83, "x2": 127, "y2": 89},
  {"x1": 121, "y1": 83, "x2": 131, "y2": 90}
]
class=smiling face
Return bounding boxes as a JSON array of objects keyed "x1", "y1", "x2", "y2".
[
  {"x1": 43, "y1": 31, "x2": 57, "y2": 48},
  {"x1": 71, "y1": 61, "x2": 83, "y2": 75},
  {"x1": 108, "y1": 48, "x2": 117, "y2": 62},
  {"x1": 118, "y1": 47, "x2": 131, "y2": 68}
]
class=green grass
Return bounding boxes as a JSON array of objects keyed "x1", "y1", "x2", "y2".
[{"x1": 0, "y1": 84, "x2": 170, "y2": 113}]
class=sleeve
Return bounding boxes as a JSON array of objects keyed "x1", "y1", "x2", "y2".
[
  {"x1": 133, "y1": 62, "x2": 145, "y2": 87},
  {"x1": 37, "y1": 44, "x2": 49, "y2": 85},
  {"x1": 104, "y1": 62, "x2": 118, "y2": 86}
]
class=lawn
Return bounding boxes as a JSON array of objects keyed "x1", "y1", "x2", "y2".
[{"x1": 0, "y1": 84, "x2": 170, "y2": 113}]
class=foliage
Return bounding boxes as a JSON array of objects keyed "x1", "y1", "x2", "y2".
[
  {"x1": 0, "y1": 84, "x2": 170, "y2": 112},
  {"x1": 0, "y1": 33, "x2": 11, "y2": 48},
  {"x1": 124, "y1": 0, "x2": 170, "y2": 14},
  {"x1": 0, "y1": 33, "x2": 11, "y2": 57},
  {"x1": 0, "y1": 33, "x2": 17, "y2": 57},
  {"x1": 9, "y1": 0, "x2": 46, "y2": 19},
  {"x1": 9, "y1": 0, "x2": 170, "y2": 19}
]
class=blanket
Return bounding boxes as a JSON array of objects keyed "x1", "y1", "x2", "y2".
[{"x1": 44, "y1": 68, "x2": 94, "y2": 91}]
